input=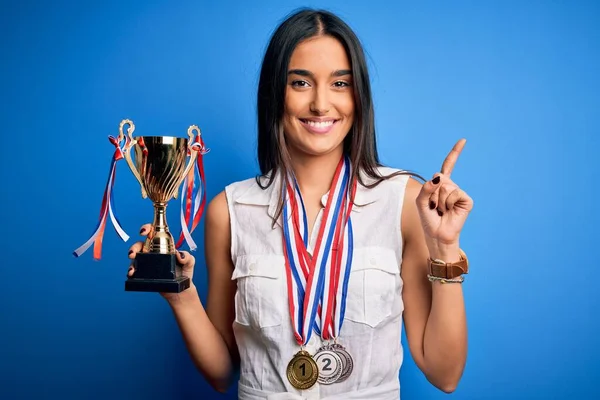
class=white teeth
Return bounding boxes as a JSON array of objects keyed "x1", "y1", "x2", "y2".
[{"x1": 305, "y1": 120, "x2": 334, "y2": 128}]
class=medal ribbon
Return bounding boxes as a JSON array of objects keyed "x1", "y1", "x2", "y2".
[
  {"x1": 323, "y1": 170, "x2": 356, "y2": 340},
  {"x1": 176, "y1": 136, "x2": 210, "y2": 251},
  {"x1": 282, "y1": 155, "x2": 355, "y2": 346},
  {"x1": 72, "y1": 135, "x2": 130, "y2": 260}
]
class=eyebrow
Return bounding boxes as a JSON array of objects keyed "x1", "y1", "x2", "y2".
[{"x1": 288, "y1": 69, "x2": 352, "y2": 78}]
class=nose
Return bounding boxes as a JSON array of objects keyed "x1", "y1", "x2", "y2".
[{"x1": 309, "y1": 86, "x2": 330, "y2": 115}]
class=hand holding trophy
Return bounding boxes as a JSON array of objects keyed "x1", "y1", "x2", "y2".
[{"x1": 73, "y1": 119, "x2": 209, "y2": 293}]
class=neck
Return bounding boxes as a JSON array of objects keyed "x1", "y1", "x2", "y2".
[{"x1": 288, "y1": 147, "x2": 344, "y2": 198}]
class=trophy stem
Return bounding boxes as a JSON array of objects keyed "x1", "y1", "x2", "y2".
[
  {"x1": 126, "y1": 199, "x2": 190, "y2": 293},
  {"x1": 143, "y1": 202, "x2": 176, "y2": 254}
]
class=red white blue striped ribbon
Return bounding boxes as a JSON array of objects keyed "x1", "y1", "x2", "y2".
[
  {"x1": 324, "y1": 172, "x2": 356, "y2": 340},
  {"x1": 282, "y1": 155, "x2": 355, "y2": 346},
  {"x1": 73, "y1": 135, "x2": 130, "y2": 260},
  {"x1": 176, "y1": 135, "x2": 209, "y2": 251}
]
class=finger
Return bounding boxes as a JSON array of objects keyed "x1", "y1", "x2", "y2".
[
  {"x1": 139, "y1": 223, "x2": 154, "y2": 237},
  {"x1": 437, "y1": 182, "x2": 458, "y2": 214},
  {"x1": 128, "y1": 223, "x2": 153, "y2": 260},
  {"x1": 440, "y1": 138, "x2": 466, "y2": 177},
  {"x1": 437, "y1": 184, "x2": 451, "y2": 213},
  {"x1": 126, "y1": 241, "x2": 144, "y2": 277},
  {"x1": 416, "y1": 173, "x2": 443, "y2": 209},
  {"x1": 128, "y1": 241, "x2": 144, "y2": 259},
  {"x1": 428, "y1": 186, "x2": 440, "y2": 214},
  {"x1": 176, "y1": 251, "x2": 196, "y2": 271},
  {"x1": 446, "y1": 188, "x2": 473, "y2": 212}
]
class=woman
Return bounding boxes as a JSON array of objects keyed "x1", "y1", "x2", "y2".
[{"x1": 128, "y1": 8, "x2": 473, "y2": 399}]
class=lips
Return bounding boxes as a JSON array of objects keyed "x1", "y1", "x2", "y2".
[{"x1": 299, "y1": 118, "x2": 339, "y2": 134}]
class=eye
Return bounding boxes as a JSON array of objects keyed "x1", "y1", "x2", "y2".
[
  {"x1": 291, "y1": 80, "x2": 310, "y2": 87},
  {"x1": 333, "y1": 80, "x2": 351, "y2": 88}
]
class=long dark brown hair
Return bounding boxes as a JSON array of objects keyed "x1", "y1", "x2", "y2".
[{"x1": 256, "y1": 8, "x2": 423, "y2": 221}]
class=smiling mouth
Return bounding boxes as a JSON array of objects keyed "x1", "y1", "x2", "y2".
[{"x1": 299, "y1": 118, "x2": 339, "y2": 134}]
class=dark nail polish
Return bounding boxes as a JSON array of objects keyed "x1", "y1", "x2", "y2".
[
  {"x1": 179, "y1": 252, "x2": 185, "y2": 259},
  {"x1": 128, "y1": 250, "x2": 133, "y2": 255},
  {"x1": 140, "y1": 228, "x2": 145, "y2": 234},
  {"x1": 437, "y1": 209, "x2": 443, "y2": 217},
  {"x1": 429, "y1": 201, "x2": 436, "y2": 210},
  {"x1": 432, "y1": 176, "x2": 440, "y2": 184}
]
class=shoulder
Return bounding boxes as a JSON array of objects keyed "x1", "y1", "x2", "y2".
[
  {"x1": 224, "y1": 173, "x2": 275, "y2": 204},
  {"x1": 206, "y1": 190, "x2": 230, "y2": 233},
  {"x1": 401, "y1": 176, "x2": 425, "y2": 241},
  {"x1": 373, "y1": 165, "x2": 422, "y2": 217},
  {"x1": 207, "y1": 173, "x2": 274, "y2": 227},
  {"x1": 206, "y1": 176, "x2": 255, "y2": 227},
  {"x1": 365, "y1": 165, "x2": 424, "y2": 239},
  {"x1": 405, "y1": 176, "x2": 424, "y2": 198},
  {"x1": 224, "y1": 175, "x2": 260, "y2": 200},
  {"x1": 359, "y1": 166, "x2": 416, "y2": 194},
  {"x1": 372, "y1": 165, "x2": 422, "y2": 193}
]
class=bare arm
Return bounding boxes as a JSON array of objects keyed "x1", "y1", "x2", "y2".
[
  {"x1": 401, "y1": 177, "x2": 468, "y2": 393},
  {"x1": 168, "y1": 190, "x2": 239, "y2": 393}
]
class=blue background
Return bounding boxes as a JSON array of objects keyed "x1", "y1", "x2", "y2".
[{"x1": 1, "y1": 0, "x2": 598, "y2": 399}]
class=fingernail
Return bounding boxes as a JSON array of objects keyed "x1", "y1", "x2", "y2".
[
  {"x1": 429, "y1": 201, "x2": 436, "y2": 210},
  {"x1": 432, "y1": 176, "x2": 440, "y2": 184},
  {"x1": 128, "y1": 250, "x2": 133, "y2": 255},
  {"x1": 140, "y1": 228, "x2": 145, "y2": 234},
  {"x1": 437, "y1": 209, "x2": 443, "y2": 217},
  {"x1": 179, "y1": 252, "x2": 185, "y2": 259}
]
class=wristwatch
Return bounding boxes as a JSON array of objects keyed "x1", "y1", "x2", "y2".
[{"x1": 428, "y1": 249, "x2": 469, "y2": 279}]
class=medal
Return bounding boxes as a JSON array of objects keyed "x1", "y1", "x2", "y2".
[
  {"x1": 287, "y1": 349, "x2": 319, "y2": 390},
  {"x1": 330, "y1": 342, "x2": 353, "y2": 383},
  {"x1": 282, "y1": 156, "x2": 357, "y2": 388},
  {"x1": 314, "y1": 344, "x2": 343, "y2": 385}
]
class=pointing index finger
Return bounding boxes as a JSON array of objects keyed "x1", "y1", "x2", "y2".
[{"x1": 440, "y1": 138, "x2": 466, "y2": 176}]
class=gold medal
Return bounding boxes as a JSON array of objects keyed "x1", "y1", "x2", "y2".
[{"x1": 286, "y1": 350, "x2": 319, "y2": 390}]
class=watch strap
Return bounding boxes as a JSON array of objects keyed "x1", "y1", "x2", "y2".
[{"x1": 428, "y1": 249, "x2": 469, "y2": 279}]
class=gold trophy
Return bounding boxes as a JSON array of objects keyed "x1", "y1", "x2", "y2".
[
  {"x1": 121, "y1": 119, "x2": 203, "y2": 293},
  {"x1": 73, "y1": 118, "x2": 207, "y2": 293}
]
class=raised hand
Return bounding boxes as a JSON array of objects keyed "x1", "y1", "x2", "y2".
[
  {"x1": 416, "y1": 139, "x2": 474, "y2": 251},
  {"x1": 127, "y1": 223, "x2": 197, "y2": 303}
]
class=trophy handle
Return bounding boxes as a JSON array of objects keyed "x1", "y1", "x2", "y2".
[
  {"x1": 120, "y1": 119, "x2": 148, "y2": 199},
  {"x1": 173, "y1": 125, "x2": 200, "y2": 200}
]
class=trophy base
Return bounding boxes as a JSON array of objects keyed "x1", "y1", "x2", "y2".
[
  {"x1": 125, "y1": 252, "x2": 191, "y2": 293},
  {"x1": 125, "y1": 276, "x2": 190, "y2": 293}
]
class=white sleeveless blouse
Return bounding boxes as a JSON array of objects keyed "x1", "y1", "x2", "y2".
[{"x1": 225, "y1": 167, "x2": 410, "y2": 400}]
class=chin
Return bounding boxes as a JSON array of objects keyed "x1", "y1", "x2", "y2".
[{"x1": 291, "y1": 138, "x2": 346, "y2": 158}]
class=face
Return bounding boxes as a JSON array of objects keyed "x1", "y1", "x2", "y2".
[{"x1": 282, "y1": 35, "x2": 355, "y2": 159}]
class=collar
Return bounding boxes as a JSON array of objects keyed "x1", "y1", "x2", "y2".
[{"x1": 234, "y1": 168, "x2": 380, "y2": 227}]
